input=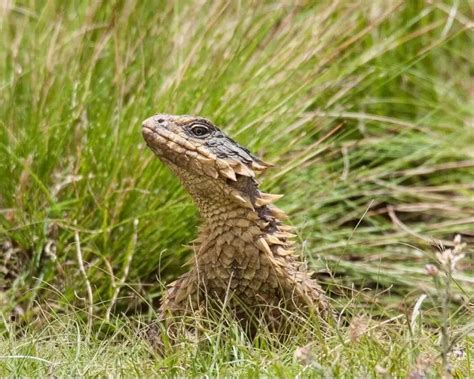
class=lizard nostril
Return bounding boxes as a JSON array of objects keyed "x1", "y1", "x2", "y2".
[{"x1": 157, "y1": 118, "x2": 165, "y2": 123}]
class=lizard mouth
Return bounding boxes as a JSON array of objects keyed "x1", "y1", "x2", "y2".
[
  {"x1": 141, "y1": 124, "x2": 155, "y2": 136},
  {"x1": 142, "y1": 123, "x2": 183, "y2": 169},
  {"x1": 142, "y1": 124, "x2": 165, "y2": 156}
]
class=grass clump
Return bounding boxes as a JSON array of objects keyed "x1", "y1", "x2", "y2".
[
  {"x1": 0, "y1": 0, "x2": 473, "y2": 376},
  {"x1": 0, "y1": 299, "x2": 472, "y2": 377}
]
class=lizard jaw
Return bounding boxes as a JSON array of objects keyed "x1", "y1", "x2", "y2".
[{"x1": 142, "y1": 125, "x2": 164, "y2": 156}]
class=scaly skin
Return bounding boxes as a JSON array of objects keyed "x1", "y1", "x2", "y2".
[{"x1": 142, "y1": 114, "x2": 331, "y2": 332}]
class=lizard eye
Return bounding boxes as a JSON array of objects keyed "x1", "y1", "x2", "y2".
[{"x1": 190, "y1": 124, "x2": 211, "y2": 138}]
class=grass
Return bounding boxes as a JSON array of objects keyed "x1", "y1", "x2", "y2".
[
  {"x1": 0, "y1": 0, "x2": 473, "y2": 376},
  {"x1": 0, "y1": 308, "x2": 471, "y2": 377}
]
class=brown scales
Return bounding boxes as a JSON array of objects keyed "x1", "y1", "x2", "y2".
[{"x1": 142, "y1": 114, "x2": 331, "y2": 337}]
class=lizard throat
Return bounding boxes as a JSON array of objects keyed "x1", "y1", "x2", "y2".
[{"x1": 167, "y1": 163, "x2": 291, "y2": 255}]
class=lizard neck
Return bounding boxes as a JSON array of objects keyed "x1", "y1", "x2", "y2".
[
  {"x1": 197, "y1": 201, "x2": 267, "y2": 255},
  {"x1": 165, "y1": 161, "x2": 310, "y2": 308},
  {"x1": 188, "y1": 177, "x2": 298, "y2": 301},
  {"x1": 169, "y1": 166, "x2": 294, "y2": 260}
]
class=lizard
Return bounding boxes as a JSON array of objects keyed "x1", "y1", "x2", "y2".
[{"x1": 142, "y1": 114, "x2": 331, "y2": 339}]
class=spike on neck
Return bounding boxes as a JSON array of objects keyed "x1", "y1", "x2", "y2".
[
  {"x1": 165, "y1": 159, "x2": 291, "y2": 259},
  {"x1": 169, "y1": 163, "x2": 285, "y2": 225}
]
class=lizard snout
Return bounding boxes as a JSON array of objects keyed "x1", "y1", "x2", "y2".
[
  {"x1": 142, "y1": 116, "x2": 159, "y2": 131},
  {"x1": 141, "y1": 116, "x2": 162, "y2": 146},
  {"x1": 142, "y1": 114, "x2": 171, "y2": 130}
]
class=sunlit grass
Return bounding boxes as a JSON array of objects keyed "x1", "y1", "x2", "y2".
[{"x1": 0, "y1": 295, "x2": 472, "y2": 377}]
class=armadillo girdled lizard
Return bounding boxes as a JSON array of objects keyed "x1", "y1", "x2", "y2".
[{"x1": 142, "y1": 114, "x2": 331, "y2": 334}]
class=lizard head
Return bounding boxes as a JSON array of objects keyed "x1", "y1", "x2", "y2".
[
  {"x1": 142, "y1": 113, "x2": 272, "y2": 184},
  {"x1": 142, "y1": 113, "x2": 285, "y2": 223}
]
